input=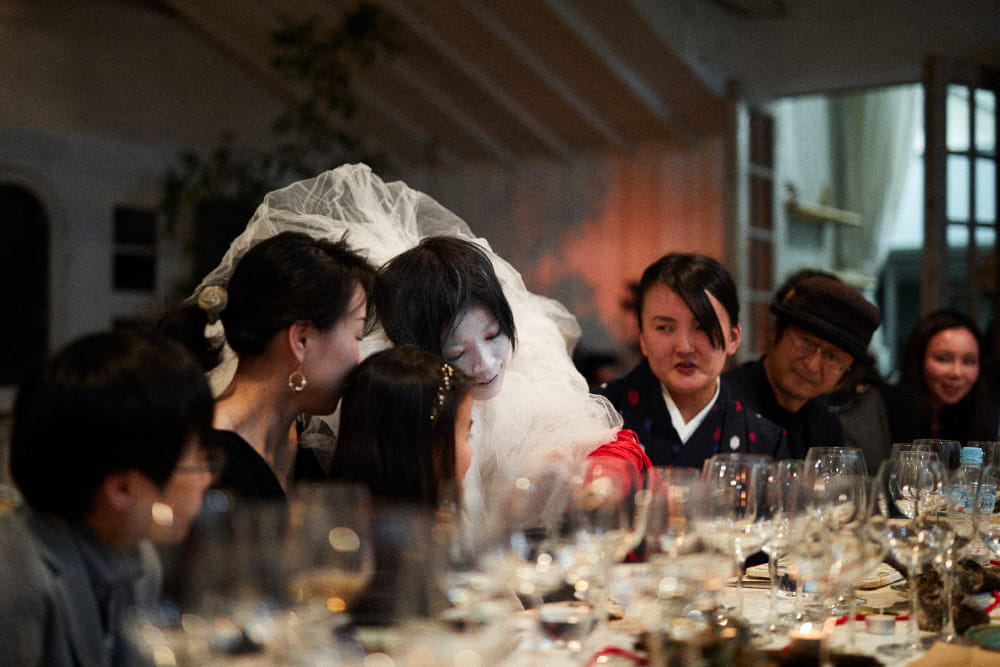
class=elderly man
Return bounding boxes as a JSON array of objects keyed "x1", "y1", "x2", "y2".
[{"x1": 723, "y1": 274, "x2": 881, "y2": 459}]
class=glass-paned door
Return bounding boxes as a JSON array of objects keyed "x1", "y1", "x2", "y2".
[{"x1": 923, "y1": 57, "x2": 1000, "y2": 329}]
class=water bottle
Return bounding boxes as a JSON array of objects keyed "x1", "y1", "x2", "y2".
[
  {"x1": 951, "y1": 446, "x2": 994, "y2": 563},
  {"x1": 952, "y1": 446, "x2": 991, "y2": 514}
]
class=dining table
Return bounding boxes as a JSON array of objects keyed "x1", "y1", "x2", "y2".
[
  {"x1": 489, "y1": 566, "x2": 1000, "y2": 667},
  {"x1": 134, "y1": 561, "x2": 1000, "y2": 666}
]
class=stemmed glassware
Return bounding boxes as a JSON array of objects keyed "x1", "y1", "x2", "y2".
[
  {"x1": 757, "y1": 460, "x2": 805, "y2": 634},
  {"x1": 637, "y1": 467, "x2": 715, "y2": 631},
  {"x1": 869, "y1": 460, "x2": 952, "y2": 658},
  {"x1": 135, "y1": 492, "x2": 296, "y2": 663},
  {"x1": 976, "y1": 463, "x2": 1000, "y2": 561},
  {"x1": 282, "y1": 482, "x2": 375, "y2": 660},
  {"x1": 932, "y1": 467, "x2": 990, "y2": 643},
  {"x1": 888, "y1": 450, "x2": 947, "y2": 518},
  {"x1": 913, "y1": 438, "x2": 962, "y2": 470},
  {"x1": 803, "y1": 446, "x2": 867, "y2": 478},
  {"x1": 699, "y1": 453, "x2": 771, "y2": 619}
]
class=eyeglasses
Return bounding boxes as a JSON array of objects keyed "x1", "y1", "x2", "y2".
[
  {"x1": 784, "y1": 330, "x2": 851, "y2": 374},
  {"x1": 174, "y1": 450, "x2": 225, "y2": 477},
  {"x1": 175, "y1": 461, "x2": 223, "y2": 475}
]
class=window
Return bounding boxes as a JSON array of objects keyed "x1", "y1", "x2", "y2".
[
  {"x1": 112, "y1": 206, "x2": 157, "y2": 291},
  {"x1": 923, "y1": 58, "x2": 999, "y2": 325}
]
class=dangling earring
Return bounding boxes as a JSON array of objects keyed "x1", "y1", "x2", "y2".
[{"x1": 288, "y1": 368, "x2": 308, "y2": 392}]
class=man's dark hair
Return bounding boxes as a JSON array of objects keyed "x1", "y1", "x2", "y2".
[{"x1": 11, "y1": 330, "x2": 215, "y2": 519}]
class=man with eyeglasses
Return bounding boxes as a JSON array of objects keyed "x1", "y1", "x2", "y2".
[{"x1": 724, "y1": 274, "x2": 881, "y2": 459}]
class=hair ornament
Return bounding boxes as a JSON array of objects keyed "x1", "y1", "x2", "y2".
[
  {"x1": 429, "y1": 362, "x2": 454, "y2": 425},
  {"x1": 197, "y1": 284, "x2": 228, "y2": 324}
]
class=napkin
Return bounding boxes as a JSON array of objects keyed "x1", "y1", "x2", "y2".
[{"x1": 907, "y1": 641, "x2": 1000, "y2": 666}]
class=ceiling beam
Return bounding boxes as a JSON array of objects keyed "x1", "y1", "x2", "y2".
[
  {"x1": 541, "y1": 0, "x2": 695, "y2": 146},
  {"x1": 458, "y1": 0, "x2": 631, "y2": 151},
  {"x1": 160, "y1": 0, "x2": 399, "y2": 160},
  {"x1": 376, "y1": 0, "x2": 572, "y2": 159},
  {"x1": 350, "y1": 81, "x2": 463, "y2": 169},
  {"x1": 388, "y1": 60, "x2": 519, "y2": 165}
]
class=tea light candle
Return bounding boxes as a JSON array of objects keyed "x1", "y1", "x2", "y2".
[
  {"x1": 864, "y1": 614, "x2": 896, "y2": 635},
  {"x1": 787, "y1": 622, "x2": 826, "y2": 654}
]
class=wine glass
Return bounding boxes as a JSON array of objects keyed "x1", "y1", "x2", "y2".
[
  {"x1": 139, "y1": 492, "x2": 292, "y2": 663},
  {"x1": 698, "y1": 453, "x2": 770, "y2": 619},
  {"x1": 635, "y1": 467, "x2": 712, "y2": 629},
  {"x1": 480, "y1": 468, "x2": 573, "y2": 610},
  {"x1": 932, "y1": 467, "x2": 988, "y2": 643},
  {"x1": 913, "y1": 438, "x2": 962, "y2": 470},
  {"x1": 757, "y1": 460, "x2": 805, "y2": 634},
  {"x1": 888, "y1": 450, "x2": 947, "y2": 518},
  {"x1": 804, "y1": 446, "x2": 867, "y2": 478},
  {"x1": 869, "y1": 461, "x2": 952, "y2": 658},
  {"x1": 968, "y1": 441, "x2": 1000, "y2": 468},
  {"x1": 975, "y1": 463, "x2": 1000, "y2": 560},
  {"x1": 283, "y1": 482, "x2": 375, "y2": 657}
]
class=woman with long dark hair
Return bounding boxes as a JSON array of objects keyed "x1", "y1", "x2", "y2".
[{"x1": 897, "y1": 308, "x2": 999, "y2": 441}]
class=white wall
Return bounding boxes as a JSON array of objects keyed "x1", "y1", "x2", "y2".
[{"x1": 0, "y1": 0, "x2": 285, "y2": 350}]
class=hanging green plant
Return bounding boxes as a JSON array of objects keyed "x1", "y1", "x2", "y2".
[{"x1": 161, "y1": 2, "x2": 401, "y2": 233}]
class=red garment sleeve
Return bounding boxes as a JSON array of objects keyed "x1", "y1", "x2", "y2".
[{"x1": 586, "y1": 429, "x2": 652, "y2": 490}]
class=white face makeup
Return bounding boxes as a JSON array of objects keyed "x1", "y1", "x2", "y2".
[{"x1": 441, "y1": 303, "x2": 512, "y2": 401}]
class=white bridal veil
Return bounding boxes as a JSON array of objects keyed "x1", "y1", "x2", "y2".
[{"x1": 194, "y1": 163, "x2": 622, "y2": 516}]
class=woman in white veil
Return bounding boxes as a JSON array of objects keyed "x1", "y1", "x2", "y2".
[{"x1": 194, "y1": 163, "x2": 649, "y2": 519}]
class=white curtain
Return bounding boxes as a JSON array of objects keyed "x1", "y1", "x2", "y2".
[
  {"x1": 834, "y1": 85, "x2": 920, "y2": 278},
  {"x1": 833, "y1": 85, "x2": 920, "y2": 370}
]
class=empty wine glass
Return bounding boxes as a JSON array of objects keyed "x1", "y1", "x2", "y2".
[
  {"x1": 976, "y1": 463, "x2": 1000, "y2": 560},
  {"x1": 804, "y1": 446, "x2": 868, "y2": 478},
  {"x1": 480, "y1": 467, "x2": 574, "y2": 608},
  {"x1": 869, "y1": 461, "x2": 952, "y2": 658},
  {"x1": 637, "y1": 467, "x2": 712, "y2": 629},
  {"x1": 757, "y1": 460, "x2": 805, "y2": 634},
  {"x1": 698, "y1": 453, "x2": 770, "y2": 619},
  {"x1": 889, "y1": 450, "x2": 946, "y2": 518},
  {"x1": 139, "y1": 492, "x2": 292, "y2": 663},
  {"x1": 913, "y1": 438, "x2": 962, "y2": 470}
]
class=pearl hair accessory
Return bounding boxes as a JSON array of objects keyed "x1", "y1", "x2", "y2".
[{"x1": 429, "y1": 363, "x2": 454, "y2": 424}]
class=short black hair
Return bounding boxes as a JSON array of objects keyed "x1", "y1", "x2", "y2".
[
  {"x1": 377, "y1": 237, "x2": 516, "y2": 355},
  {"x1": 331, "y1": 344, "x2": 471, "y2": 507},
  {"x1": 11, "y1": 330, "x2": 215, "y2": 519},
  {"x1": 635, "y1": 253, "x2": 739, "y2": 350}
]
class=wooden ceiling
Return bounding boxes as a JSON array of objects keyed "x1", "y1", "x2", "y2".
[{"x1": 155, "y1": 0, "x2": 731, "y2": 170}]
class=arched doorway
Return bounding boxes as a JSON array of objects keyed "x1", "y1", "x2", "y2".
[{"x1": 0, "y1": 184, "x2": 49, "y2": 387}]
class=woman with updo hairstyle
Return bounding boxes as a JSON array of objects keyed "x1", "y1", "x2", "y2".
[
  {"x1": 158, "y1": 230, "x2": 376, "y2": 501},
  {"x1": 897, "y1": 308, "x2": 999, "y2": 442},
  {"x1": 191, "y1": 165, "x2": 649, "y2": 526}
]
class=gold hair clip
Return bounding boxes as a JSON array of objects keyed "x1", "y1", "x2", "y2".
[{"x1": 429, "y1": 363, "x2": 454, "y2": 425}]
